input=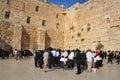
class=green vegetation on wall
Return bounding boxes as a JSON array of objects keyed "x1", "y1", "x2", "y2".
[
  {"x1": 87, "y1": 23, "x2": 91, "y2": 31},
  {"x1": 69, "y1": 26, "x2": 74, "y2": 30},
  {"x1": 81, "y1": 38, "x2": 85, "y2": 42},
  {"x1": 77, "y1": 32, "x2": 81, "y2": 37},
  {"x1": 96, "y1": 42, "x2": 104, "y2": 50}
]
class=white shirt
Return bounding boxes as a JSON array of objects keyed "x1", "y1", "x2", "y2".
[
  {"x1": 56, "y1": 51, "x2": 59, "y2": 57},
  {"x1": 61, "y1": 53, "x2": 64, "y2": 57},
  {"x1": 43, "y1": 51, "x2": 49, "y2": 61},
  {"x1": 14, "y1": 50, "x2": 17, "y2": 55},
  {"x1": 64, "y1": 51, "x2": 68, "y2": 57},
  {"x1": 92, "y1": 53, "x2": 96, "y2": 57},
  {"x1": 94, "y1": 56, "x2": 102, "y2": 63},
  {"x1": 68, "y1": 51, "x2": 74, "y2": 60},
  {"x1": 51, "y1": 50, "x2": 57, "y2": 57},
  {"x1": 60, "y1": 57, "x2": 68, "y2": 64},
  {"x1": 96, "y1": 56, "x2": 102, "y2": 60},
  {"x1": 86, "y1": 51, "x2": 93, "y2": 62}
]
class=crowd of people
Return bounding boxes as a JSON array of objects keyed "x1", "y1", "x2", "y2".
[
  {"x1": 0, "y1": 48, "x2": 12, "y2": 59},
  {"x1": 0, "y1": 48, "x2": 33, "y2": 60},
  {"x1": 13, "y1": 49, "x2": 33, "y2": 60},
  {"x1": 34, "y1": 48, "x2": 120, "y2": 74},
  {"x1": 0, "y1": 47, "x2": 120, "y2": 75}
]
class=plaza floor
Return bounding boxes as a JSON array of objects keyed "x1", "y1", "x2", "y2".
[{"x1": 0, "y1": 57, "x2": 120, "y2": 80}]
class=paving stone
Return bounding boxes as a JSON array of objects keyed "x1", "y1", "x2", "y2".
[{"x1": 0, "y1": 57, "x2": 120, "y2": 80}]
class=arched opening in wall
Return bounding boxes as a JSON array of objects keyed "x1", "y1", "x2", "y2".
[
  {"x1": 45, "y1": 32, "x2": 51, "y2": 49},
  {"x1": 21, "y1": 26, "x2": 30, "y2": 50}
]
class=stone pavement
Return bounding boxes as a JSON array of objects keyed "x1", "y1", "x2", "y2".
[{"x1": 0, "y1": 57, "x2": 120, "y2": 80}]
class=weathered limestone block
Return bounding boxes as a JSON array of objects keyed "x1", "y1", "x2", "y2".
[{"x1": 12, "y1": 24, "x2": 22, "y2": 50}]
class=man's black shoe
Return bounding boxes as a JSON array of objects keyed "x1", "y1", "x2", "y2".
[{"x1": 76, "y1": 73, "x2": 81, "y2": 75}]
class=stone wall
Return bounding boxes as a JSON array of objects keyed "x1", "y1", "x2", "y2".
[
  {"x1": 0, "y1": 20, "x2": 14, "y2": 50},
  {"x1": 37, "y1": 28, "x2": 45, "y2": 50},
  {"x1": 0, "y1": 0, "x2": 120, "y2": 51},
  {"x1": 21, "y1": 25, "x2": 37, "y2": 51},
  {"x1": 64, "y1": 0, "x2": 120, "y2": 51},
  {"x1": 0, "y1": 20, "x2": 22, "y2": 50},
  {"x1": 0, "y1": 0, "x2": 65, "y2": 51}
]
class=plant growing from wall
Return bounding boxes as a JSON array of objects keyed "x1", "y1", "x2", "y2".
[
  {"x1": 81, "y1": 28, "x2": 84, "y2": 31},
  {"x1": 87, "y1": 26, "x2": 91, "y2": 31},
  {"x1": 72, "y1": 36, "x2": 74, "y2": 38},
  {"x1": 90, "y1": 6, "x2": 94, "y2": 10},
  {"x1": 76, "y1": 40, "x2": 78, "y2": 42},
  {"x1": 87, "y1": 23, "x2": 91, "y2": 31},
  {"x1": 75, "y1": 7, "x2": 78, "y2": 10},
  {"x1": 69, "y1": 26, "x2": 74, "y2": 30},
  {"x1": 81, "y1": 38, "x2": 85, "y2": 42},
  {"x1": 96, "y1": 42, "x2": 104, "y2": 50},
  {"x1": 77, "y1": 32, "x2": 81, "y2": 37}
]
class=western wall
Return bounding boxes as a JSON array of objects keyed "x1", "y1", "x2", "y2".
[
  {"x1": 64, "y1": 0, "x2": 120, "y2": 50},
  {"x1": 0, "y1": 0, "x2": 65, "y2": 51},
  {"x1": 0, "y1": 0, "x2": 120, "y2": 51}
]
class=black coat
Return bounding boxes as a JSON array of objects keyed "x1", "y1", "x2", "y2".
[{"x1": 76, "y1": 53, "x2": 83, "y2": 63}]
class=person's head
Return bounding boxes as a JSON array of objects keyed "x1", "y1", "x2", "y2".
[
  {"x1": 108, "y1": 50, "x2": 111, "y2": 53},
  {"x1": 87, "y1": 49, "x2": 91, "y2": 52},
  {"x1": 61, "y1": 56, "x2": 64, "y2": 58}
]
